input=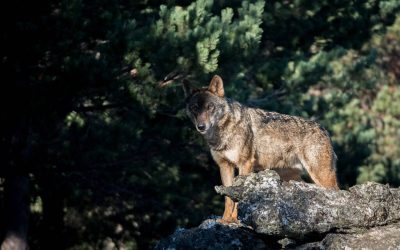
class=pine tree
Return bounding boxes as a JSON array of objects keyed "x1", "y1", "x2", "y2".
[{"x1": 2, "y1": 0, "x2": 400, "y2": 248}]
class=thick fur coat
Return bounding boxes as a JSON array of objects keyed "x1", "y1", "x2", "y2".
[{"x1": 184, "y1": 75, "x2": 339, "y2": 223}]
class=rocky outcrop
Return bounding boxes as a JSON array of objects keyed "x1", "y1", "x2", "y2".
[
  {"x1": 215, "y1": 170, "x2": 400, "y2": 238},
  {"x1": 155, "y1": 219, "x2": 269, "y2": 250},
  {"x1": 156, "y1": 170, "x2": 400, "y2": 249},
  {"x1": 295, "y1": 222, "x2": 400, "y2": 249}
]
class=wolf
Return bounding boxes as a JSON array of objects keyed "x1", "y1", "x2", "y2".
[{"x1": 184, "y1": 75, "x2": 339, "y2": 223}]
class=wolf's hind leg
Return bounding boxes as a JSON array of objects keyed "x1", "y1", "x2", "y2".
[{"x1": 299, "y1": 148, "x2": 339, "y2": 190}]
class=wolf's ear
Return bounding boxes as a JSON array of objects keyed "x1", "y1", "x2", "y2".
[
  {"x1": 208, "y1": 75, "x2": 224, "y2": 97},
  {"x1": 182, "y1": 79, "x2": 193, "y2": 97}
]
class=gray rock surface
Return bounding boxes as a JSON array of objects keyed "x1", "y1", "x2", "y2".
[
  {"x1": 157, "y1": 170, "x2": 400, "y2": 249},
  {"x1": 154, "y1": 219, "x2": 269, "y2": 250},
  {"x1": 295, "y1": 222, "x2": 400, "y2": 249},
  {"x1": 216, "y1": 170, "x2": 400, "y2": 238}
]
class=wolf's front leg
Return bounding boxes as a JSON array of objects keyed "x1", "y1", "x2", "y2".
[
  {"x1": 239, "y1": 159, "x2": 254, "y2": 176},
  {"x1": 218, "y1": 161, "x2": 239, "y2": 224}
]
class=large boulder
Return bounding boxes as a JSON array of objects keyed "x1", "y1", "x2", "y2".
[
  {"x1": 215, "y1": 170, "x2": 400, "y2": 238},
  {"x1": 154, "y1": 219, "x2": 268, "y2": 250},
  {"x1": 157, "y1": 170, "x2": 400, "y2": 249}
]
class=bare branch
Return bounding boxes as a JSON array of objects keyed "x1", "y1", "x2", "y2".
[{"x1": 158, "y1": 71, "x2": 188, "y2": 88}]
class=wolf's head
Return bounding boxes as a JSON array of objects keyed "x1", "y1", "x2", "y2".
[{"x1": 184, "y1": 75, "x2": 226, "y2": 134}]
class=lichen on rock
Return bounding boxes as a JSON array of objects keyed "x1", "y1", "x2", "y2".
[
  {"x1": 216, "y1": 170, "x2": 400, "y2": 238},
  {"x1": 157, "y1": 170, "x2": 400, "y2": 249}
]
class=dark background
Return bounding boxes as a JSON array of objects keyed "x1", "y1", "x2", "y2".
[{"x1": 1, "y1": 0, "x2": 400, "y2": 249}]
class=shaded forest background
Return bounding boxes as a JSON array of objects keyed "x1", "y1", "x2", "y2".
[{"x1": 1, "y1": 0, "x2": 400, "y2": 249}]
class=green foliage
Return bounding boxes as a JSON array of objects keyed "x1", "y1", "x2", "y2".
[
  {"x1": 2, "y1": 0, "x2": 400, "y2": 249},
  {"x1": 357, "y1": 85, "x2": 400, "y2": 184}
]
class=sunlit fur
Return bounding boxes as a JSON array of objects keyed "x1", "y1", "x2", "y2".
[{"x1": 184, "y1": 75, "x2": 339, "y2": 223}]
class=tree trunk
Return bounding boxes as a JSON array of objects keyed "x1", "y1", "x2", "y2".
[
  {"x1": 1, "y1": 175, "x2": 29, "y2": 250},
  {"x1": 39, "y1": 176, "x2": 65, "y2": 249}
]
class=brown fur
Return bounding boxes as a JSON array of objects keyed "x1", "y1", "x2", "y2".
[{"x1": 184, "y1": 75, "x2": 339, "y2": 223}]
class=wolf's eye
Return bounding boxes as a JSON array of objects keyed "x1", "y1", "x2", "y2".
[
  {"x1": 190, "y1": 105, "x2": 199, "y2": 112},
  {"x1": 207, "y1": 103, "x2": 214, "y2": 111}
]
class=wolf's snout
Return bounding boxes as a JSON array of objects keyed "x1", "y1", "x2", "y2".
[{"x1": 196, "y1": 124, "x2": 206, "y2": 132}]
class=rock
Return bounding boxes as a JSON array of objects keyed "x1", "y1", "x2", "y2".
[
  {"x1": 295, "y1": 222, "x2": 400, "y2": 249},
  {"x1": 157, "y1": 170, "x2": 400, "y2": 249},
  {"x1": 215, "y1": 170, "x2": 400, "y2": 239},
  {"x1": 154, "y1": 219, "x2": 269, "y2": 250}
]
